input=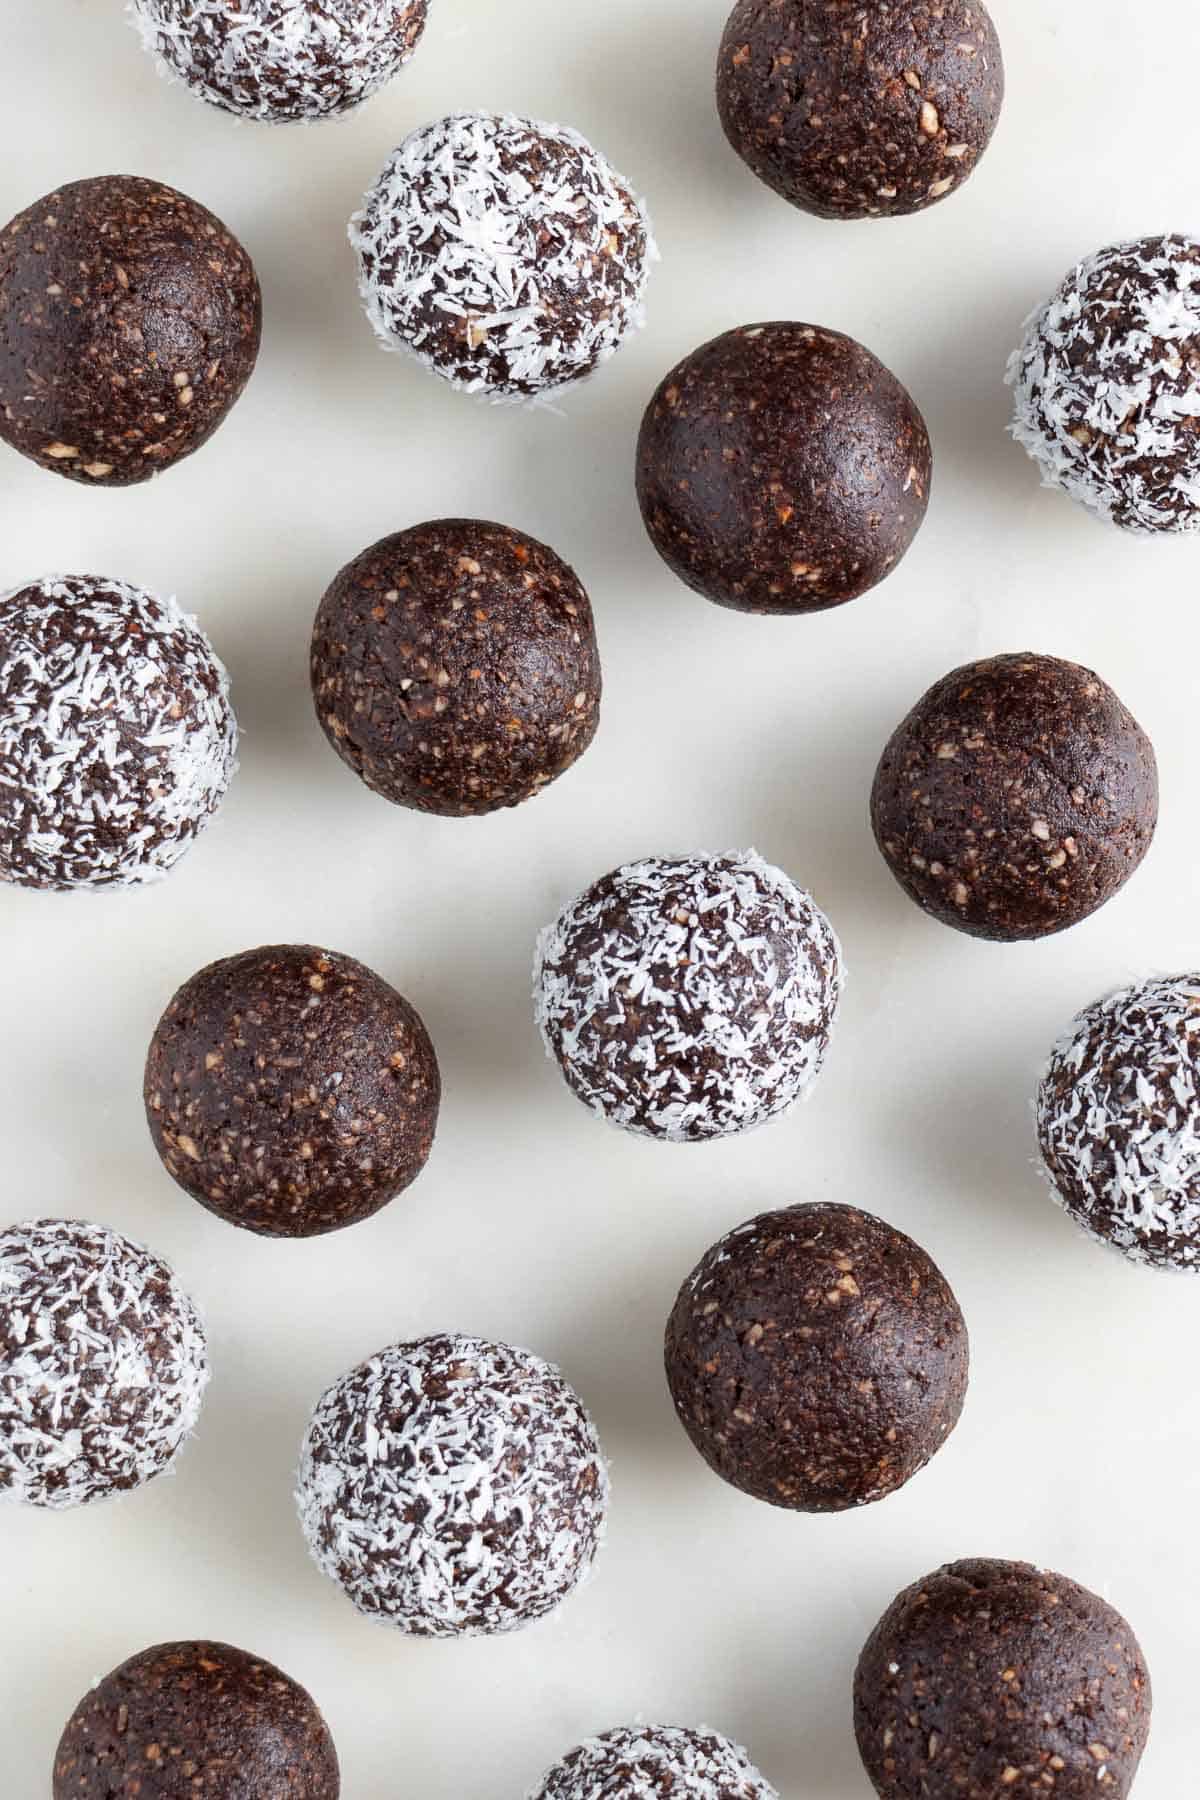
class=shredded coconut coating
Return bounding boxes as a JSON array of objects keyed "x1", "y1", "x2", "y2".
[
  {"x1": 350, "y1": 112, "x2": 657, "y2": 401},
  {"x1": 533, "y1": 850, "x2": 844, "y2": 1143},
  {"x1": 1008, "y1": 234, "x2": 1200, "y2": 533},
  {"x1": 129, "y1": 0, "x2": 429, "y2": 122},
  {"x1": 1038, "y1": 975, "x2": 1200, "y2": 1271},
  {"x1": 296, "y1": 1333, "x2": 609, "y2": 1637},
  {"x1": 0, "y1": 575, "x2": 237, "y2": 892},
  {"x1": 0, "y1": 1218, "x2": 209, "y2": 1509},
  {"x1": 531, "y1": 1726, "x2": 779, "y2": 1800}
]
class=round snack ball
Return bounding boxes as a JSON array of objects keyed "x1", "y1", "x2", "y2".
[
  {"x1": 532, "y1": 1725, "x2": 779, "y2": 1800},
  {"x1": 130, "y1": 0, "x2": 429, "y2": 123},
  {"x1": 665, "y1": 1203, "x2": 967, "y2": 1512},
  {"x1": 311, "y1": 519, "x2": 601, "y2": 816},
  {"x1": 1009, "y1": 234, "x2": 1200, "y2": 534},
  {"x1": 0, "y1": 574, "x2": 237, "y2": 891},
  {"x1": 296, "y1": 1333, "x2": 608, "y2": 1636},
  {"x1": 0, "y1": 1218, "x2": 208, "y2": 1510},
  {"x1": 717, "y1": 0, "x2": 1004, "y2": 221},
  {"x1": 144, "y1": 944, "x2": 440, "y2": 1238},
  {"x1": 636, "y1": 323, "x2": 931, "y2": 614},
  {"x1": 854, "y1": 1560, "x2": 1152, "y2": 1799},
  {"x1": 0, "y1": 175, "x2": 260, "y2": 485},
  {"x1": 534, "y1": 849, "x2": 844, "y2": 1142},
  {"x1": 53, "y1": 1640, "x2": 339, "y2": 1798},
  {"x1": 350, "y1": 112, "x2": 656, "y2": 400},
  {"x1": 871, "y1": 652, "x2": 1158, "y2": 942}
]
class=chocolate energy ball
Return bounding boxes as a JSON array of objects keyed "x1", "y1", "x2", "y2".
[
  {"x1": 854, "y1": 1560, "x2": 1152, "y2": 1799},
  {"x1": 311, "y1": 519, "x2": 601, "y2": 816},
  {"x1": 144, "y1": 944, "x2": 440, "y2": 1239},
  {"x1": 0, "y1": 574, "x2": 237, "y2": 891},
  {"x1": 636, "y1": 323, "x2": 931, "y2": 614},
  {"x1": 0, "y1": 1218, "x2": 208, "y2": 1510},
  {"x1": 534, "y1": 850, "x2": 844, "y2": 1142},
  {"x1": 351, "y1": 112, "x2": 656, "y2": 400},
  {"x1": 296, "y1": 1333, "x2": 608, "y2": 1636},
  {"x1": 131, "y1": 0, "x2": 429, "y2": 123},
  {"x1": 1038, "y1": 975, "x2": 1200, "y2": 1272},
  {"x1": 532, "y1": 1726, "x2": 779, "y2": 1800},
  {"x1": 717, "y1": 0, "x2": 1004, "y2": 221},
  {"x1": 1009, "y1": 235, "x2": 1200, "y2": 533},
  {"x1": 53, "y1": 1640, "x2": 340, "y2": 1798},
  {"x1": 665, "y1": 1203, "x2": 967, "y2": 1511},
  {"x1": 871, "y1": 653, "x2": 1158, "y2": 942},
  {"x1": 0, "y1": 175, "x2": 260, "y2": 485}
]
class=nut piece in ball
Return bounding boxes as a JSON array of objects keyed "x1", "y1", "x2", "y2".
[{"x1": 532, "y1": 1725, "x2": 779, "y2": 1800}]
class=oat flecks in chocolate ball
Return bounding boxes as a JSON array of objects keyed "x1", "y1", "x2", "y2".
[
  {"x1": 0, "y1": 175, "x2": 261, "y2": 485},
  {"x1": 144, "y1": 944, "x2": 440, "y2": 1238},
  {"x1": 311, "y1": 519, "x2": 601, "y2": 816},
  {"x1": 131, "y1": 0, "x2": 429, "y2": 123},
  {"x1": 534, "y1": 850, "x2": 844, "y2": 1143},
  {"x1": 0, "y1": 1218, "x2": 208, "y2": 1510},
  {"x1": 53, "y1": 1640, "x2": 340, "y2": 1798},
  {"x1": 854, "y1": 1560, "x2": 1152, "y2": 1799},
  {"x1": 0, "y1": 575, "x2": 237, "y2": 891},
  {"x1": 665, "y1": 1203, "x2": 967, "y2": 1512},
  {"x1": 350, "y1": 112, "x2": 656, "y2": 401},
  {"x1": 636, "y1": 323, "x2": 931, "y2": 614},
  {"x1": 1008, "y1": 235, "x2": 1200, "y2": 533},
  {"x1": 296, "y1": 1333, "x2": 608, "y2": 1636},
  {"x1": 716, "y1": 0, "x2": 1004, "y2": 221},
  {"x1": 1038, "y1": 975, "x2": 1200, "y2": 1272},
  {"x1": 532, "y1": 1725, "x2": 779, "y2": 1800},
  {"x1": 871, "y1": 652, "x2": 1158, "y2": 942}
]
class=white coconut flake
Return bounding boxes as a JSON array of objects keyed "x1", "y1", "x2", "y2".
[{"x1": 530, "y1": 1725, "x2": 779, "y2": 1800}]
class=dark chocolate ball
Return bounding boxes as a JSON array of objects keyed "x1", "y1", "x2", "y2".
[
  {"x1": 311, "y1": 519, "x2": 601, "y2": 817},
  {"x1": 0, "y1": 175, "x2": 260, "y2": 486},
  {"x1": 854, "y1": 1560, "x2": 1152, "y2": 1799},
  {"x1": 717, "y1": 0, "x2": 1004, "y2": 221},
  {"x1": 664, "y1": 1203, "x2": 968, "y2": 1511},
  {"x1": 52, "y1": 1640, "x2": 340, "y2": 1798},
  {"x1": 532, "y1": 1726, "x2": 778, "y2": 1800},
  {"x1": 144, "y1": 944, "x2": 440, "y2": 1238},
  {"x1": 870, "y1": 653, "x2": 1158, "y2": 942},
  {"x1": 636, "y1": 323, "x2": 931, "y2": 614}
]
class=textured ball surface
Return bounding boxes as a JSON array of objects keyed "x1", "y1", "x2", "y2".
[
  {"x1": 532, "y1": 1725, "x2": 778, "y2": 1800},
  {"x1": 0, "y1": 175, "x2": 260, "y2": 485},
  {"x1": 0, "y1": 1219, "x2": 208, "y2": 1510},
  {"x1": 351, "y1": 112, "x2": 656, "y2": 400},
  {"x1": 665, "y1": 1204, "x2": 967, "y2": 1511},
  {"x1": 296, "y1": 1333, "x2": 608, "y2": 1636},
  {"x1": 636, "y1": 323, "x2": 931, "y2": 614},
  {"x1": 1038, "y1": 975, "x2": 1200, "y2": 1271},
  {"x1": 144, "y1": 944, "x2": 440, "y2": 1238},
  {"x1": 854, "y1": 1560, "x2": 1152, "y2": 1799},
  {"x1": 311, "y1": 519, "x2": 601, "y2": 816},
  {"x1": 871, "y1": 653, "x2": 1158, "y2": 942},
  {"x1": 53, "y1": 1640, "x2": 340, "y2": 1798},
  {"x1": 131, "y1": 0, "x2": 429, "y2": 123},
  {"x1": 534, "y1": 850, "x2": 844, "y2": 1142},
  {"x1": 717, "y1": 0, "x2": 1003, "y2": 221},
  {"x1": 0, "y1": 575, "x2": 237, "y2": 892}
]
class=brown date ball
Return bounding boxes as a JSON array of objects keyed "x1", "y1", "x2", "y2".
[
  {"x1": 636, "y1": 323, "x2": 931, "y2": 614},
  {"x1": 311, "y1": 519, "x2": 602, "y2": 817},
  {"x1": 717, "y1": 1, "x2": 1005, "y2": 221},
  {"x1": 871, "y1": 653, "x2": 1158, "y2": 942},
  {"x1": 144, "y1": 944, "x2": 440, "y2": 1239},
  {"x1": 0, "y1": 175, "x2": 261, "y2": 486}
]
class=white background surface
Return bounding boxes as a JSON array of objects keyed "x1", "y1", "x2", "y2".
[{"x1": 2, "y1": 1, "x2": 1198, "y2": 1795}]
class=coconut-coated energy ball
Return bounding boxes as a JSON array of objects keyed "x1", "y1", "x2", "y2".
[
  {"x1": 351, "y1": 112, "x2": 656, "y2": 400},
  {"x1": 534, "y1": 850, "x2": 844, "y2": 1142},
  {"x1": 0, "y1": 1219, "x2": 208, "y2": 1510},
  {"x1": 311, "y1": 519, "x2": 601, "y2": 816},
  {"x1": 296, "y1": 1334, "x2": 608, "y2": 1636},
  {"x1": 532, "y1": 1726, "x2": 779, "y2": 1800},
  {"x1": 854, "y1": 1560, "x2": 1152, "y2": 1799},
  {"x1": 144, "y1": 944, "x2": 440, "y2": 1238}
]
